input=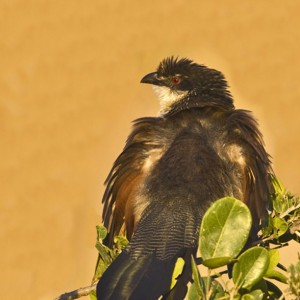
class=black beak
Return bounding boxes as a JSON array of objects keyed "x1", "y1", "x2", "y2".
[{"x1": 140, "y1": 72, "x2": 162, "y2": 86}]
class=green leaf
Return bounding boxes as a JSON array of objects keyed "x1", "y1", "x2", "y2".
[
  {"x1": 265, "y1": 270, "x2": 287, "y2": 283},
  {"x1": 190, "y1": 256, "x2": 204, "y2": 298},
  {"x1": 93, "y1": 257, "x2": 107, "y2": 282},
  {"x1": 170, "y1": 257, "x2": 185, "y2": 289},
  {"x1": 248, "y1": 289, "x2": 264, "y2": 299},
  {"x1": 233, "y1": 247, "x2": 270, "y2": 290},
  {"x1": 261, "y1": 215, "x2": 273, "y2": 237},
  {"x1": 96, "y1": 225, "x2": 108, "y2": 240},
  {"x1": 200, "y1": 257, "x2": 234, "y2": 269},
  {"x1": 95, "y1": 242, "x2": 112, "y2": 265},
  {"x1": 90, "y1": 290, "x2": 97, "y2": 300},
  {"x1": 188, "y1": 282, "x2": 200, "y2": 300},
  {"x1": 251, "y1": 279, "x2": 268, "y2": 291},
  {"x1": 208, "y1": 280, "x2": 225, "y2": 298},
  {"x1": 93, "y1": 241, "x2": 113, "y2": 281},
  {"x1": 266, "y1": 249, "x2": 280, "y2": 272},
  {"x1": 188, "y1": 262, "x2": 225, "y2": 300},
  {"x1": 264, "y1": 249, "x2": 288, "y2": 283},
  {"x1": 272, "y1": 216, "x2": 289, "y2": 237},
  {"x1": 270, "y1": 175, "x2": 285, "y2": 195},
  {"x1": 200, "y1": 197, "x2": 252, "y2": 268},
  {"x1": 241, "y1": 294, "x2": 255, "y2": 300},
  {"x1": 273, "y1": 195, "x2": 289, "y2": 214},
  {"x1": 241, "y1": 289, "x2": 264, "y2": 300},
  {"x1": 114, "y1": 235, "x2": 129, "y2": 249}
]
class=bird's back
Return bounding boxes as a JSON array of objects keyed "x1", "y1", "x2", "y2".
[
  {"x1": 98, "y1": 108, "x2": 259, "y2": 300},
  {"x1": 97, "y1": 57, "x2": 273, "y2": 300}
]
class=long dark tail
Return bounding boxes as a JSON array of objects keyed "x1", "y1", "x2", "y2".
[{"x1": 96, "y1": 249, "x2": 193, "y2": 300}]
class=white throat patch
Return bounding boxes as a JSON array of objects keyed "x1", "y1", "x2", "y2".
[{"x1": 153, "y1": 86, "x2": 188, "y2": 115}]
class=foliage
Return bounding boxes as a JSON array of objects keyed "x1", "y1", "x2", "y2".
[
  {"x1": 186, "y1": 177, "x2": 300, "y2": 300},
  {"x1": 287, "y1": 259, "x2": 300, "y2": 299},
  {"x1": 262, "y1": 176, "x2": 300, "y2": 243},
  {"x1": 199, "y1": 197, "x2": 252, "y2": 268},
  {"x1": 92, "y1": 225, "x2": 128, "y2": 284},
  {"x1": 92, "y1": 177, "x2": 300, "y2": 299}
]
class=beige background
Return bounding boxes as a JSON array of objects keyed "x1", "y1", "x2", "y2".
[{"x1": 1, "y1": 1, "x2": 300, "y2": 299}]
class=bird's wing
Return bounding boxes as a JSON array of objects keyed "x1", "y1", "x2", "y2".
[
  {"x1": 102, "y1": 117, "x2": 166, "y2": 247},
  {"x1": 227, "y1": 109, "x2": 273, "y2": 226}
]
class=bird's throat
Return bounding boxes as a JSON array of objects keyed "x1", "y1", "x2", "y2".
[{"x1": 152, "y1": 86, "x2": 188, "y2": 115}]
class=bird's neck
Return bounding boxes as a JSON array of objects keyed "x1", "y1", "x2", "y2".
[{"x1": 163, "y1": 92, "x2": 234, "y2": 116}]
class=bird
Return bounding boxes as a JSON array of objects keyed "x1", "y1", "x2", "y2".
[{"x1": 96, "y1": 57, "x2": 273, "y2": 300}]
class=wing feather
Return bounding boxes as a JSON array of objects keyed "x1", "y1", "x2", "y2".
[
  {"x1": 228, "y1": 109, "x2": 273, "y2": 226},
  {"x1": 102, "y1": 117, "x2": 165, "y2": 246}
]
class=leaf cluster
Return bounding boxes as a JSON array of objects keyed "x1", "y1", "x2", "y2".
[
  {"x1": 90, "y1": 226, "x2": 128, "y2": 299},
  {"x1": 92, "y1": 225, "x2": 128, "y2": 283},
  {"x1": 188, "y1": 197, "x2": 289, "y2": 300},
  {"x1": 261, "y1": 176, "x2": 300, "y2": 243},
  {"x1": 93, "y1": 177, "x2": 300, "y2": 299},
  {"x1": 186, "y1": 176, "x2": 300, "y2": 300}
]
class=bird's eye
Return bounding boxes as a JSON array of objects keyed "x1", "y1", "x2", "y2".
[{"x1": 171, "y1": 76, "x2": 181, "y2": 85}]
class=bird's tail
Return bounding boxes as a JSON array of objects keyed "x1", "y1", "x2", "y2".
[{"x1": 96, "y1": 248, "x2": 193, "y2": 300}]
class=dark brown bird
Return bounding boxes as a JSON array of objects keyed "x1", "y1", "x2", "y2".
[{"x1": 97, "y1": 57, "x2": 273, "y2": 300}]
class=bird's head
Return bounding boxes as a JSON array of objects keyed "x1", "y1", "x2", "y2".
[{"x1": 141, "y1": 56, "x2": 234, "y2": 114}]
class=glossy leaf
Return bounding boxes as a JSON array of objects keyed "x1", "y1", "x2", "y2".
[
  {"x1": 200, "y1": 197, "x2": 252, "y2": 268},
  {"x1": 266, "y1": 249, "x2": 280, "y2": 272},
  {"x1": 233, "y1": 247, "x2": 270, "y2": 290},
  {"x1": 265, "y1": 270, "x2": 287, "y2": 283},
  {"x1": 265, "y1": 249, "x2": 287, "y2": 283},
  {"x1": 201, "y1": 257, "x2": 234, "y2": 269}
]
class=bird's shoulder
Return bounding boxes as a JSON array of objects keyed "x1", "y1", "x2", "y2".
[{"x1": 223, "y1": 109, "x2": 269, "y2": 162}]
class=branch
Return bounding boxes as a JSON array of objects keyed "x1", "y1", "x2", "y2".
[
  {"x1": 290, "y1": 219, "x2": 300, "y2": 234},
  {"x1": 279, "y1": 202, "x2": 300, "y2": 219},
  {"x1": 54, "y1": 283, "x2": 97, "y2": 300}
]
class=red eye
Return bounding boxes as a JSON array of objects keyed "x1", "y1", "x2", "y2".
[{"x1": 171, "y1": 76, "x2": 181, "y2": 85}]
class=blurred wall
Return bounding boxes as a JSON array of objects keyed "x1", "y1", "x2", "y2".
[{"x1": 1, "y1": 1, "x2": 300, "y2": 299}]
